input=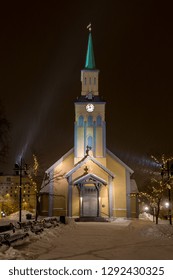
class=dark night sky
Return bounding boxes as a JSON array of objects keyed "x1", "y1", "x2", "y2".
[{"x1": 0, "y1": 0, "x2": 173, "y2": 189}]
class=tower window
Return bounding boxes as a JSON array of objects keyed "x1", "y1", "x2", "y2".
[
  {"x1": 96, "y1": 115, "x2": 102, "y2": 126},
  {"x1": 94, "y1": 77, "x2": 96, "y2": 85},
  {"x1": 87, "y1": 116, "x2": 93, "y2": 126},
  {"x1": 89, "y1": 77, "x2": 91, "y2": 84},
  {"x1": 78, "y1": 116, "x2": 84, "y2": 126},
  {"x1": 84, "y1": 77, "x2": 87, "y2": 85}
]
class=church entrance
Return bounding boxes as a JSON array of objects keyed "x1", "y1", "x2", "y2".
[
  {"x1": 82, "y1": 185, "x2": 98, "y2": 217},
  {"x1": 73, "y1": 173, "x2": 107, "y2": 218}
]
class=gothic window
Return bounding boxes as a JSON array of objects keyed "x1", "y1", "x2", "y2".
[
  {"x1": 89, "y1": 77, "x2": 91, "y2": 84},
  {"x1": 87, "y1": 116, "x2": 93, "y2": 126},
  {"x1": 84, "y1": 77, "x2": 87, "y2": 85},
  {"x1": 78, "y1": 116, "x2": 84, "y2": 126},
  {"x1": 94, "y1": 77, "x2": 96, "y2": 85},
  {"x1": 96, "y1": 115, "x2": 102, "y2": 126},
  {"x1": 87, "y1": 136, "x2": 93, "y2": 148}
]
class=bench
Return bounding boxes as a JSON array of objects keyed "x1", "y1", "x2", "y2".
[
  {"x1": 2, "y1": 233, "x2": 29, "y2": 246},
  {"x1": 0, "y1": 233, "x2": 11, "y2": 243},
  {"x1": 0, "y1": 223, "x2": 15, "y2": 233},
  {"x1": 31, "y1": 224, "x2": 44, "y2": 234},
  {"x1": 0, "y1": 223, "x2": 16, "y2": 244}
]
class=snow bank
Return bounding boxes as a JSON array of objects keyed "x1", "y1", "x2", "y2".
[
  {"x1": 0, "y1": 223, "x2": 69, "y2": 259},
  {"x1": 107, "y1": 217, "x2": 131, "y2": 225},
  {"x1": 140, "y1": 223, "x2": 173, "y2": 239},
  {"x1": 139, "y1": 212, "x2": 155, "y2": 221},
  {"x1": 8, "y1": 210, "x2": 34, "y2": 221}
]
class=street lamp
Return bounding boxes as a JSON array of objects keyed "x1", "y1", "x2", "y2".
[
  {"x1": 161, "y1": 160, "x2": 173, "y2": 225},
  {"x1": 144, "y1": 206, "x2": 149, "y2": 212},
  {"x1": 14, "y1": 158, "x2": 28, "y2": 227},
  {"x1": 165, "y1": 202, "x2": 169, "y2": 209}
]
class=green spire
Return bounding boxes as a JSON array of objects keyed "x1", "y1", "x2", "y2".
[{"x1": 85, "y1": 32, "x2": 96, "y2": 69}]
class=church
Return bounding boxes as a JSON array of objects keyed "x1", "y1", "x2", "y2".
[{"x1": 40, "y1": 29, "x2": 138, "y2": 219}]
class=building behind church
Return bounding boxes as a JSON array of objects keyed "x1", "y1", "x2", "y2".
[{"x1": 40, "y1": 29, "x2": 138, "y2": 219}]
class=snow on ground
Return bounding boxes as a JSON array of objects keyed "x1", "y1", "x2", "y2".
[
  {"x1": 139, "y1": 211, "x2": 155, "y2": 221},
  {"x1": 1, "y1": 212, "x2": 173, "y2": 260}
]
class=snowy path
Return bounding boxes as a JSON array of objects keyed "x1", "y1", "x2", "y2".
[
  {"x1": 1, "y1": 220, "x2": 173, "y2": 260},
  {"x1": 36, "y1": 220, "x2": 173, "y2": 260}
]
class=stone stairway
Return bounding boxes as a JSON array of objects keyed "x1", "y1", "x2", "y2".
[{"x1": 75, "y1": 216, "x2": 108, "y2": 222}]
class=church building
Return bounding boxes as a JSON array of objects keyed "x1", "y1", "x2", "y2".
[{"x1": 40, "y1": 29, "x2": 138, "y2": 219}]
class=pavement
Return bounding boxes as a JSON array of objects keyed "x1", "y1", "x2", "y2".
[{"x1": 35, "y1": 220, "x2": 173, "y2": 260}]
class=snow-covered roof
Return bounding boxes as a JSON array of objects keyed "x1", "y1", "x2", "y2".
[{"x1": 130, "y1": 179, "x2": 139, "y2": 193}]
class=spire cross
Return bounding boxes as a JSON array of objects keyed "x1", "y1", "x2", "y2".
[
  {"x1": 86, "y1": 145, "x2": 92, "y2": 156},
  {"x1": 87, "y1": 23, "x2": 92, "y2": 32}
]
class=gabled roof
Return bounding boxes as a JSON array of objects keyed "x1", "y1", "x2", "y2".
[
  {"x1": 106, "y1": 149, "x2": 134, "y2": 174},
  {"x1": 44, "y1": 147, "x2": 133, "y2": 179},
  {"x1": 74, "y1": 173, "x2": 107, "y2": 186},
  {"x1": 85, "y1": 32, "x2": 96, "y2": 69},
  {"x1": 65, "y1": 155, "x2": 115, "y2": 178}
]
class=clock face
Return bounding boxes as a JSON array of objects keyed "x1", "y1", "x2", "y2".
[{"x1": 86, "y1": 103, "x2": 94, "y2": 112}]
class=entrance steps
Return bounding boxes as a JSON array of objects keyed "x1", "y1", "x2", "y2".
[{"x1": 75, "y1": 216, "x2": 108, "y2": 222}]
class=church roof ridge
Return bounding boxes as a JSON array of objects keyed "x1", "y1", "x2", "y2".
[{"x1": 65, "y1": 155, "x2": 115, "y2": 178}]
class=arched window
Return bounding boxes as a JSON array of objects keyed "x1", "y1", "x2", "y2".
[
  {"x1": 87, "y1": 136, "x2": 93, "y2": 148},
  {"x1": 84, "y1": 77, "x2": 87, "y2": 85},
  {"x1": 87, "y1": 116, "x2": 93, "y2": 126},
  {"x1": 96, "y1": 115, "x2": 102, "y2": 126},
  {"x1": 78, "y1": 115, "x2": 84, "y2": 126},
  {"x1": 89, "y1": 77, "x2": 92, "y2": 84},
  {"x1": 94, "y1": 77, "x2": 96, "y2": 85}
]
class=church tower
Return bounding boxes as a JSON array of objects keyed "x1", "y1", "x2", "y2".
[{"x1": 74, "y1": 28, "x2": 106, "y2": 165}]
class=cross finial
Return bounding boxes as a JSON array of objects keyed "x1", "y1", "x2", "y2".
[
  {"x1": 87, "y1": 23, "x2": 92, "y2": 32},
  {"x1": 86, "y1": 145, "x2": 92, "y2": 156},
  {"x1": 84, "y1": 166, "x2": 89, "y2": 174}
]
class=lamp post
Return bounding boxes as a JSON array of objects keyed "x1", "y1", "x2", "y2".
[
  {"x1": 14, "y1": 158, "x2": 28, "y2": 227},
  {"x1": 161, "y1": 160, "x2": 173, "y2": 225}
]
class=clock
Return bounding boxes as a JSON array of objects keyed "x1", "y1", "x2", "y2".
[{"x1": 86, "y1": 103, "x2": 94, "y2": 112}]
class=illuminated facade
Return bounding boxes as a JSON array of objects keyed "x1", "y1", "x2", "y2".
[{"x1": 40, "y1": 30, "x2": 138, "y2": 219}]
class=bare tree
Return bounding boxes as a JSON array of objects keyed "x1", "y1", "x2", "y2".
[
  {"x1": 152, "y1": 154, "x2": 173, "y2": 225},
  {"x1": 139, "y1": 154, "x2": 173, "y2": 224},
  {"x1": 28, "y1": 154, "x2": 44, "y2": 221},
  {"x1": 139, "y1": 179, "x2": 166, "y2": 224},
  {"x1": 28, "y1": 154, "x2": 65, "y2": 220}
]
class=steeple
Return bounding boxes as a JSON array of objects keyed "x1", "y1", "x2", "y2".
[
  {"x1": 80, "y1": 24, "x2": 99, "y2": 97},
  {"x1": 85, "y1": 27, "x2": 96, "y2": 69}
]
